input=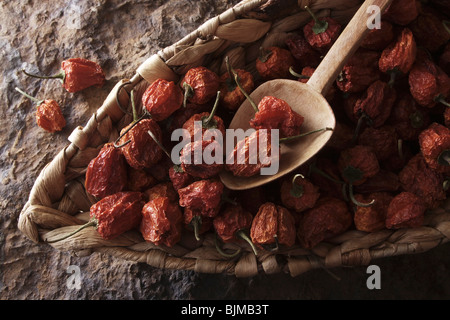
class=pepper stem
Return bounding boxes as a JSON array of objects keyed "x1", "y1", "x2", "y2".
[
  {"x1": 262, "y1": 234, "x2": 279, "y2": 252},
  {"x1": 289, "y1": 66, "x2": 310, "y2": 80},
  {"x1": 191, "y1": 215, "x2": 202, "y2": 241},
  {"x1": 435, "y1": 95, "x2": 450, "y2": 108},
  {"x1": 352, "y1": 113, "x2": 371, "y2": 144},
  {"x1": 15, "y1": 87, "x2": 44, "y2": 105},
  {"x1": 202, "y1": 91, "x2": 220, "y2": 129},
  {"x1": 229, "y1": 59, "x2": 259, "y2": 113},
  {"x1": 290, "y1": 174, "x2": 305, "y2": 198},
  {"x1": 437, "y1": 149, "x2": 450, "y2": 166},
  {"x1": 304, "y1": 6, "x2": 328, "y2": 34},
  {"x1": 45, "y1": 219, "x2": 97, "y2": 243},
  {"x1": 443, "y1": 20, "x2": 450, "y2": 35},
  {"x1": 182, "y1": 82, "x2": 193, "y2": 108},
  {"x1": 147, "y1": 129, "x2": 171, "y2": 160},
  {"x1": 348, "y1": 183, "x2": 375, "y2": 207},
  {"x1": 236, "y1": 229, "x2": 258, "y2": 256},
  {"x1": 309, "y1": 162, "x2": 345, "y2": 185},
  {"x1": 279, "y1": 127, "x2": 333, "y2": 143},
  {"x1": 22, "y1": 69, "x2": 65, "y2": 83},
  {"x1": 214, "y1": 233, "x2": 242, "y2": 258}
]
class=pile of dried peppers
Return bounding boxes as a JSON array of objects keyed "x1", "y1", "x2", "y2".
[{"x1": 20, "y1": 0, "x2": 450, "y2": 258}]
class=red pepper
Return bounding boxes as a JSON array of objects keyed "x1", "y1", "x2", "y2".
[
  {"x1": 285, "y1": 34, "x2": 321, "y2": 68},
  {"x1": 181, "y1": 66, "x2": 220, "y2": 107},
  {"x1": 144, "y1": 181, "x2": 178, "y2": 203},
  {"x1": 398, "y1": 153, "x2": 446, "y2": 209},
  {"x1": 353, "y1": 192, "x2": 393, "y2": 233},
  {"x1": 297, "y1": 197, "x2": 352, "y2": 249},
  {"x1": 256, "y1": 46, "x2": 295, "y2": 81},
  {"x1": 378, "y1": 28, "x2": 417, "y2": 86},
  {"x1": 360, "y1": 20, "x2": 394, "y2": 51},
  {"x1": 179, "y1": 139, "x2": 224, "y2": 179},
  {"x1": 357, "y1": 125, "x2": 398, "y2": 161},
  {"x1": 385, "y1": 192, "x2": 426, "y2": 229},
  {"x1": 383, "y1": 0, "x2": 420, "y2": 26},
  {"x1": 141, "y1": 78, "x2": 183, "y2": 121},
  {"x1": 219, "y1": 66, "x2": 254, "y2": 111},
  {"x1": 118, "y1": 118, "x2": 163, "y2": 169},
  {"x1": 250, "y1": 202, "x2": 297, "y2": 250},
  {"x1": 178, "y1": 179, "x2": 224, "y2": 218},
  {"x1": 303, "y1": 6, "x2": 341, "y2": 54},
  {"x1": 166, "y1": 103, "x2": 210, "y2": 134},
  {"x1": 419, "y1": 122, "x2": 450, "y2": 175},
  {"x1": 15, "y1": 88, "x2": 66, "y2": 133},
  {"x1": 139, "y1": 196, "x2": 183, "y2": 247},
  {"x1": 169, "y1": 164, "x2": 194, "y2": 191},
  {"x1": 280, "y1": 174, "x2": 320, "y2": 213},
  {"x1": 336, "y1": 49, "x2": 381, "y2": 93},
  {"x1": 23, "y1": 58, "x2": 105, "y2": 93},
  {"x1": 353, "y1": 169, "x2": 400, "y2": 194},
  {"x1": 183, "y1": 206, "x2": 213, "y2": 240},
  {"x1": 85, "y1": 143, "x2": 128, "y2": 199},
  {"x1": 126, "y1": 167, "x2": 157, "y2": 192},
  {"x1": 46, "y1": 191, "x2": 146, "y2": 243}
]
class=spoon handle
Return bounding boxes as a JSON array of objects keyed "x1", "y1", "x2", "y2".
[{"x1": 306, "y1": 0, "x2": 393, "y2": 96}]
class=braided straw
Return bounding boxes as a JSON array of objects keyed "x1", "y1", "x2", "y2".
[{"x1": 17, "y1": 0, "x2": 450, "y2": 277}]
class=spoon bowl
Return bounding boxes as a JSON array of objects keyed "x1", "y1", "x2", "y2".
[{"x1": 220, "y1": 0, "x2": 393, "y2": 190}]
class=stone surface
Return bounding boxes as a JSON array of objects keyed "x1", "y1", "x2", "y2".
[{"x1": 1, "y1": 0, "x2": 450, "y2": 301}]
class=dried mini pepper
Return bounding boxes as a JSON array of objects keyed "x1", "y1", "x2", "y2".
[
  {"x1": 378, "y1": 28, "x2": 417, "y2": 86},
  {"x1": 255, "y1": 46, "x2": 295, "y2": 81},
  {"x1": 85, "y1": 143, "x2": 128, "y2": 199},
  {"x1": 419, "y1": 122, "x2": 450, "y2": 175},
  {"x1": 357, "y1": 125, "x2": 398, "y2": 161},
  {"x1": 179, "y1": 139, "x2": 224, "y2": 179},
  {"x1": 303, "y1": 6, "x2": 341, "y2": 53},
  {"x1": 118, "y1": 118, "x2": 163, "y2": 169},
  {"x1": 141, "y1": 78, "x2": 183, "y2": 121},
  {"x1": 353, "y1": 192, "x2": 393, "y2": 233},
  {"x1": 144, "y1": 181, "x2": 178, "y2": 203},
  {"x1": 353, "y1": 169, "x2": 400, "y2": 194},
  {"x1": 169, "y1": 164, "x2": 194, "y2": 191},
  {"x1": 385, "y1": 191, "x2": 426, "y2": 229},
  {"x1": 285, "y1": 34, "x2": 321, "y2": 68},
  {"x1": 297, "y1": 197, "x2": 352, "y2": 249},
  {"x1": 47, "y1": 191, "x2": 146, "y2": 243},
  {"x1": 183, "y1": 206, "x2": 213, "y2": 240},
  {"x1": 23, "y1": 58, "x2": 105, "y2": 93},
  {"x1": 336, "y1": 49, "x2": 381, "y2": 93},
  {"x1": 398, "y1": 153, "x2": 446, "y2": 209},
  {"x1": 383, "y1": 0, "x2": 420, "y2": 26},
  {"x1": 126, "y1": 167, "x2": 157, "y2": 192},
  {"x1": 360, "y1": 20, "x2": 394, "y2": 51},
  {"x1": 408, "y1": 51, "x2": 450, "y2": 108},
  {"x1": 181, "y1": 66, "x2": 220, "y2": 108},
  {"x1": 213, "y1": 204, "x2": 258, "y2": 257},
  {"x1": 139, "y1": 196, "x2": 183, "y2": 247},
  {"x1": 280, "y1": 174, "x2": 320, "y2": 213},
  {"x1": 15, "y1": 87, "x2": 66, "y2": 133},
  {"x1": 250, "y1": 202, "x2": 296, "y2": 250}
]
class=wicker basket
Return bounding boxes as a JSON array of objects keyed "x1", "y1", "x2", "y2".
[{"x1": 18, "y1": 0, "x2": 450, "y2": 278}]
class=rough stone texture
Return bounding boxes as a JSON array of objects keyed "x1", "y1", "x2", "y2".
[{"x1": 1, "y1": 0, "x2": 450, "y2": 300}]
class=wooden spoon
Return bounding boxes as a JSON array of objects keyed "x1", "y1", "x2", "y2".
[{"x1": 220, "y1": 0, "x2": 393, "y2": 190}]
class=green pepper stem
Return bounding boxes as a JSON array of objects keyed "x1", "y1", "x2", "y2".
[
  {"x1": 46, "y1": 220, "x2": 97, "y2": 243},
  {"x1": 228, "y1": 58, "x2": 259, "y2": 113},
  {"x1": 202, "y1": 91, "x2": 220, "y2": 128},
  {"x1": 443, "y1": 20, "x2": 450, "y2": 35},
  {"x1": 191, "y1": 215, "x2": 202, "y2": 241},
  {"x1": 22, "y1": 69, "x2": 65, "y2": 82},
  {"x1": 352, "y1": 113, "x2": 370, "y2": 144},
  {"x1": 304, "y1": 6, "x2": 328, "y2": 34},
  {"x1": 236, "y1": 229, "x2": 258, "y2": 256},
  {"x1": 290, "y1": 174, "x2": 305, "y2": 198},
  {"x1": 15, "y1": 87, "x2": 43, "y2": 105},
  {"x1": 214, "y1": 233, "x2": 242, "y2": 258},
  {"x1": 289, "y1": 66, "x2": 310, "y2": 80},
  {"x1": 147, "y1": 129, "x2": 172, "y2": 160},
  {"x1": 279, "y1": 127, "x2": 333, "y2": 143},
  {"x1": 348, "y1": 183, "x2": 375, "y2": 208},
  {"x1": 182, "y1": 82, "x2": 193, "y2": 108},
  {"x1": 435, "y1": 95, "x2": 450, "y2": 108}
]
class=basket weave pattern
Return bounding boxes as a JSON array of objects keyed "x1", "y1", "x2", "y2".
[{"x1": 18, "y1": 0, "x2": 450, "y2": 277}]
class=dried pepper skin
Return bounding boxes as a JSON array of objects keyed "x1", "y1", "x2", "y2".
[
  {"x1": 36, "y1": 99, "x2": 66, "y2": 133},
  {"x1": 85, "y1": 143, "x2": 128, "y2": 199},
  {"x1": 419, "y1": 122, "x2": 450, "y2": 175},
  {"x1": 353, "y1": 80, "x2": 396, "y2": 128},
  {"x1": 182, "y1": 111, "x2": 226, "y2": 141},
  {"x1": 357, "y1": 126, "x2": 398, "y2": 161},
  {"x1": 166, "y1": 103, "x2": 210, "y2": 134},
  {"x1": 250, "y1": 202, "x2": 296, "y2": 248},
  {"x1": 398, "y1": 153, "x2": 446, "y2": 209},
  {"x1": 280, "y1": 175, "x2": 320, "y2": 213},
  {"x1": 60, "y1": 58, "x2": 105, "y2": 93},
  {"x1": 139, "y1": 196, "x2": 183, "y2": 247},
  {"x1": 353, "y1": 170, "x2": 400, "y2": 194},
  {"x1": 383, "y1": 0, "x2": 420, "y2": 26},
  {"x1": 408, "y1": 52, "x2": 450, "y2": 108},
  {"x1": 303, "y1": 17, "x2": 341, "y2": 53},
  {"x1": 297, "y1": 197, "x2": 352, "y2": 249},
  {"x1": 119, "y1": 118, "x2": 163, "y2": 169},
  {"x1": 387, "y1": 92, "x2": 430, "y2": 141},
  {"x1": 337, "y1": 49, "x2": 381, "y2": 94},
  {"x1": 183, "y1": 206, "x2": 213, "y2": 235},
  {"x1": 285, "y1": 34, "x2": 321, "y2": 68},
  {"x1": 213, "y1": 204, "x2": 253, "y2": 243},
  {"x1": 225, "y1": 129, "x2": 278, "y2": 178},
  {"x1": 180, "y1": 139, "x2": 224, "y2": 179},
  {"x1": 360, "y1": 20, "x2": 394, "y2": 51},
  {"x1": 378, "y1": 28, "x2": 417, "y2": 79},
  {"x1": 385, "y1": 191, "x2": 426, "y2": 229},
  {"x1": 126, "y1": 167, "x2": 157, "y2": 192},
  {"x1": 250, "y1": 96, "x2": 304, "y2": 138},
  {"x1": 256, "y1": 46, "x2": 295, "y2": 81},
  {"x1": 353, "y1": 192, "x2": 393, "y2": 232},
  {"x1": 181, "y1": 66, "x2": 220, "y2": 105},
  {"x1": 169, "y1": 165, "x2": 194, "y2": 191},
  {"x1": 409, "y1": 7, "x2": 450, "y2": 53},
  {"x1": 178, "y1": 179, "x2": 224, "y2": 218},
  {"x1": 144, "y1": 181, "x2": 178, "y2": 203},
  {"x1": 338, "y1": 145, "x2": 380, "y2": 186},
  {"x1": 141, "y1": 78, "x2": 183, "y2": 121},
  {"x1": 90, "y1": 191, "x2": 146, "y2": 240},
  {"x1": 219, "y1": 68, "x2": 254, "y2": 111}
]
